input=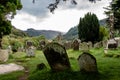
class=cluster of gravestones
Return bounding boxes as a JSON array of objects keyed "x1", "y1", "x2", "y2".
[{"x1": 43, "y1": 42, "x2": 98, "y2": 73}]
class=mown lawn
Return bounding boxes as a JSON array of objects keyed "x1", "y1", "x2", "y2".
[{"x1": 0, "y1": 48, "x2": 120, "y2": 80}]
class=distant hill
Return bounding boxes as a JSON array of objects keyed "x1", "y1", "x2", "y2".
[
  {"x1": 99, "y1": 18, "x2": 107, "y2": 26},
  {"x1": 63, "y1": 26, "x2": 78, "y2": 40},
  {"x1": 24, "y1": 28, "x2": 62, "y2": 39},
  {"x1": 10, "y1": 26, "x2": 28, "y2": 37},
  {"x1": 63, "y1": 18, "x2": 107, "y2": 40}
]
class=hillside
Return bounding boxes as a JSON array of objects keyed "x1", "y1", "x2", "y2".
[
  {"x1": 63, "y1": 26, "x2": 78, "y2": 40},
  {"x1": 10, "y1": 26, "x2": 28, "y2": 37},
  {"x1": 24, "y1": 28, "x2": 62, "y2": 39}
]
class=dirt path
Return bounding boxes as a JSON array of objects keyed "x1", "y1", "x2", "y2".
[{"x1": 18, "y1": 67, "x2": 29, "y2": 80}]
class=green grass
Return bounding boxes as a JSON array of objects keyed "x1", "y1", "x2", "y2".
[{"x1": 0, "y1": 48, "x2": 120, "y2": 80}]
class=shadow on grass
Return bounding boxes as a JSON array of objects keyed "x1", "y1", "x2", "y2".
[{"x1": 28, "y1": 70, "x2": 108, "y2": 80}]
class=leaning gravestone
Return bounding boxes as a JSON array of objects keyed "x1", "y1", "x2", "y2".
[
  {"x1": 43, "y1": 42, "x2": 71, "y2": 71},
  {"x1": 0, "y1": 49, "x2": 9, "y2": 62},
  {"x1": 78, "y1": 52, "x2": 98, "y2": 73},
  {"x1": 26, "y1": 41, "x2": 35, "y2": 57},
  {"x1": 72, "y1": 39, "x2": 80, "y2": 50}
]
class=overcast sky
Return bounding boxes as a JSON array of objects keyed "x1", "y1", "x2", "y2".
[{"x1": 11, "y1": 0, "x2": 111, "y2": 32}]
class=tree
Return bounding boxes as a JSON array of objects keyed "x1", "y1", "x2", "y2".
[
  {"x1": 105, "y1": 0, "x2": 120, "y2": 37},
  {"x1": 0, "y1": 0, "x2": 22, "y2": 48},
  {"x1": 78, "y1": 12, "x2": 100, "y2": 43},
  {"x1": 112, "y1": 0, "x2": 120, "y2": 30}
]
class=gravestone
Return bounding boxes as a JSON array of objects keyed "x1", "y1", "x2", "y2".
[
  {"x1": 102, "y1": 40, "x2": 108, "y2": 48},
  {"x1": 94, "y1": 41, "x2": 102, "y2": 49},
  {"x1": 43, "y1": 42, "x2": 71, "y2": 71},
  {"x1": 26, "y1": 41, "x2": 35, "y2": 57},
  {"x1": 114, "y1": 37, "x2": 120, "y2": 47},
  {"x1": 39, "y1": 40, "x2": 46, "y2": 50},
  {"x1": 72, "y1": 39, "x2": 80, "y2": 50},
  {"x1": 79, "y1": 42, "x2": 89, "y2": 51},
  {"x1": 0, "y1": 49, "x2": 9, "y2": 62},
  {"x1": 63, "y1": 41, "x2": 72, "y2": 50},
  {"x1": 87, "y1": 41, "x2": 93, "y2": 49},
  {"x1": 106, "y1": 39, "x2": 118, "y2": 49},
  {"x1": 78, "y1": 52, "x2": 98, "y2": 73}
]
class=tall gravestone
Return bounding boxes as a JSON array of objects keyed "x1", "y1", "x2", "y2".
[
  {"x1": 72, "y1": 39, "x2": 80, "y2": 50},
  {"x1": 26, "y1": 41, "x2": 35, "y2": 57},
  {"x1": 43, "y1": 42, "x2": 71, "y2": 71},
  {"x1": 78, "y1": 52, "x2": 98, "y2": 73}
]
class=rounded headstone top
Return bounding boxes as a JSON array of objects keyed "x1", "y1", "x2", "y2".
[{"x1": 43, "y1": 42, "x2": 66, "y2": 54}]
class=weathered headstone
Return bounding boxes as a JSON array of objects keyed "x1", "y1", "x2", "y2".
[
  {"x1": 38, "y1": 40, "x2": 46, "y2": 50},
  {"x1": 43, "y1": 42, "x2": 71, "y2": 71},
  {"x1": 102, "y1": 40, "x2": 108, "y2": 48},
  {"x1": 114, "y1": 37, "x2": 120, "y2": 47},
  {"x1": 26, "y1": 41, "x2": 35, "y2": 57},
  {"x1": 94, "y1": 41, "x2": 102, "y2": 49},
  {"x1": 106, "y1": 39, "x2": 118, "y2": 49},
  {"x1": 7, "y1": 45, "x2": 12, "y2": 54},
  {"x1": 79, "y1": 42, "x2": 89, "y2": 51},
  {"x1": 72, "y1": 39, "x2": 80, "y2": 50},
  {"x1": 63, "y1": 41, "x2": 72, "y2": 50},
  {"x1": 0, "y1": 49, "x2": 9, "y2": 62},
  {"x1": 87, "y1": 41, "x2": 93, "y2": 49},
  {"x1": 78, "y1": 52, "x2": 98, "y2": 73}
]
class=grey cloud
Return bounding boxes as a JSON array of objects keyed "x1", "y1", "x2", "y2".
[
  {"x1": 20, "y1": 0, "x2": 54, "y2": 18},
  {"x1": 20, "y1": 0, "x2": 111, "y2": 18}
]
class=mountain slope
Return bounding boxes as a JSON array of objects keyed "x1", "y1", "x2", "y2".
[
  {"x1": 10, "y1": 26, "x2": 28, "y2": 37},
  {"x1": 63, "y1": 18, "x2": 107, "y2": 40},
  {"x1": 24, "y1": 28, "x2": 62, "y2": 39}
]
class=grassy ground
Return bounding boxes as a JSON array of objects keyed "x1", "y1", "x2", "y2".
[{"x1": 0, "y1": 48, "x2": 120, "y2": 80}]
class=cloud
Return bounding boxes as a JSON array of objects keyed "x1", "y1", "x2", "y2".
[{"x1": 12, "y1": 0, "x2": 112, "y2": 32}]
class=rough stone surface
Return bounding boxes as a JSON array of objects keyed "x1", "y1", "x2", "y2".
[
  {"x1": 94, "y1": 42, "x2": 102, "y2": 49},
  {"x1": 79, "y1": 42, "x2": 89, "y2": 51},
  {"x1": 72, "y1": 39, "x2": 80, "y2": 50},
  {"x1": 25, "y1": 41, "x2": 35, "y2": 57},
  {"x1": 78, "y1": 52, "x2": 98, "y2": 73},
  {"x1": 63, "y1": 41, "x2": 72, "y2": 50},
  {"x1": 38, "y1": 40, "x2": 46, "y2": 50},
  {"x1": 106, "y1": 39, "x2": 118, "y2": 49},
  {"x1": 0, "y1": 49, "x2": 9, "y2": 62},
  {"x1": 0, "y1": 63, "x2": 24, "y2": 74},
  {"x1": 26, "y1": 46, "x2": 35, "y2": 57},
  {"x1": 43, "y1": 42, "x2": 70, "y2": 71}
]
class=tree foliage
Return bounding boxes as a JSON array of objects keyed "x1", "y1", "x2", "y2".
[
  {"x1": 105, "y1": 0, "x2": 120, "y2": 34},
  {"x1": 112, "y1": 0, "x2": 120, "y2": 30},
  {"x1": 78, "y1": 12, "x2": 100, "y2": 43},
  {"x1": 0, "y1": 0, "x2": 22, "y2": 48}
]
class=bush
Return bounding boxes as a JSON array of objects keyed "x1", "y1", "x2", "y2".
[{"x1": 99, "y1": 26, "x2": 109, "y2": 41}]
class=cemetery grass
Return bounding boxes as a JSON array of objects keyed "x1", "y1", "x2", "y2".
[{"x1": 0, "y1": 48, "x2": 120, "y2": 80}]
